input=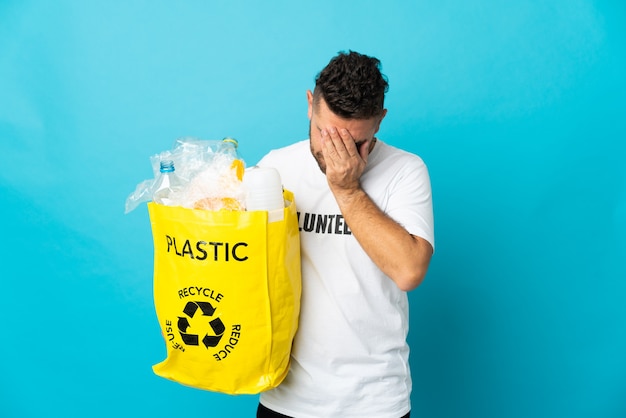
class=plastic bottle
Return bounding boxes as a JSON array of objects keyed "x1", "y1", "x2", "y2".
[
  {"x1": 220, "y1": 137, "x2": 245, "y2": 181},
  {"x1": 219, "y1": 137, "x2": 239, "y2": 156},
  {"x1": 152, "y1": 160, "x2": 184, "y2": 206}
]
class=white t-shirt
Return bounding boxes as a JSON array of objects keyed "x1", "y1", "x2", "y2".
[{"x1": 258, "y1": 139, "x2": 434, "y2": 418}]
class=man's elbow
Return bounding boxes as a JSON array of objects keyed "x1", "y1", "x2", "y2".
[
  {"x1": 388, "y1": 235, "x2": 433, "y2": 291},
  {"x1": 394, "y1": 268, "x2": 428, "y2": 292},
  {"x1": 394, "y1": 241, "x2": 433, "y2": 291}
]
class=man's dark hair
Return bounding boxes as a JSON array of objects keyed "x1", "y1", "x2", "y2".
[{"x1": 313, "y1": 50, "x2": 389, "y2": 119}]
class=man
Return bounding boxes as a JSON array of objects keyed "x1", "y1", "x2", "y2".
[{"x1": 256, "y1": 51, "x2": 435, "y2": 418}]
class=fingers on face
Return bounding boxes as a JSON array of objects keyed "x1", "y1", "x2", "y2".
[
  {"x1": 322, "y1": 127, "x2": 357, "y2": 158},
  {"x1": 320, "y1": 129, "x2": 336, "y2": 163}
]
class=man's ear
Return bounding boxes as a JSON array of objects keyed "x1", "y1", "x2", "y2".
[
  {"x1": 306, "y1": 90, "x2": 314, "y2": 120},
  {"x1": 374, "y1": 109, "x2": 388, "y2": 133}
]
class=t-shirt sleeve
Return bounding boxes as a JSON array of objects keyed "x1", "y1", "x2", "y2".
[
  {"x1": 385, "y1": 157, "x2": 435, "y2": 252},
  {"x1": 256, "y1": 149, "x2": 284, "y2": 171},
  {"x1": 255, "y1": 152, "x2": 272, "y2": 168}
]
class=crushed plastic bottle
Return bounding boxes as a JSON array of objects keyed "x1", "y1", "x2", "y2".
[
  {"x1": 220, "y1": 137, "x2": 245, "y2": 181},
  {"x1": 152, "y1": 160, "x2": 184, "y2": 206},
  {"x1": 125, "y1": 137, "x2": 248, "y2": 213}
]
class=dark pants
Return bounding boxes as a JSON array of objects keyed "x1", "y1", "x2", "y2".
[{"x1": 257, "y1": 403, "x2": 410, "y2": 418}]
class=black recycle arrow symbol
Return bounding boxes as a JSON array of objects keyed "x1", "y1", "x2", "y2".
[{"x1": 178, "y1": 301, "x2": 225, "y2": 348}]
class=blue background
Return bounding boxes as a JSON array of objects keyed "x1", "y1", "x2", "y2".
[{"x1": 1, "y1": 1, "x2": 625, "y2": 417}]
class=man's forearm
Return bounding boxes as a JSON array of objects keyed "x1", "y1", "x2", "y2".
[{"x1": 333, "y1": 187, "x2": 433, "y2": 291}]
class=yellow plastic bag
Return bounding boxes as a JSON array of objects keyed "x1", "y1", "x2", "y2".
[{"x1": 147, "y1": 189, "x2": 301, "y2": 394}]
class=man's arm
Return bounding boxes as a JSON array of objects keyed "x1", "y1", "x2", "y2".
[{"x1": 321, "y1": 128, "x2": 433, "y2": 291}]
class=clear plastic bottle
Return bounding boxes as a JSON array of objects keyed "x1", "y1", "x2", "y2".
[
  {"x1": 220, "y1": 137, "x2": 245, "y2": 181},
  {"x1": 219, "y1": 137, "x2": 240, "y2": 157},
  {"x1": 152, "y1": 160, "x2": 184, "y2": 206}
]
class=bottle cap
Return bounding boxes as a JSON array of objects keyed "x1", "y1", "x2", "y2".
[
  {"x1": 222, "y1": 137, "x2": 238, "y2": 148},
  {"x1": 160, "y1": 160, "x2": 175, "y2": 173}
]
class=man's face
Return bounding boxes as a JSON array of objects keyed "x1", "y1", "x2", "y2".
[{"x1": 307, "y1": 90, "x2": 386, "y2": 173}]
